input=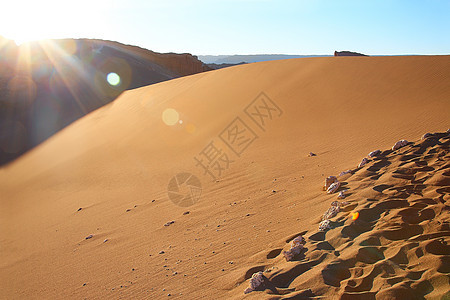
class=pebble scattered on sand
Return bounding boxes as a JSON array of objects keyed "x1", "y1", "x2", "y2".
[
  {"x1": 77, "y1": 207, "x2": 82, "y2": 212},
  {"x1": 183, "y1": 211, "x2": 190, "y2": 215},
  {"x1": 159, "y1": 250, "x2": 165, "y2": 254},
  {"x1": 85, "y1": 235, "x2": 93, "y2": 240},
  {"x1": 164, "y1": 221, "x2": 175, "y2": 227},
  {"x1": 308, "y1": 152, "x2": 317, "y2": 157},
  {"x1": 337, "y1": 190, "x2": 346, "y2": 199}
]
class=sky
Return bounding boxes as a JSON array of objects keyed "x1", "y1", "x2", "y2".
[{"x1": 0, "y1": 0, "x2": 449, "y2": 55}]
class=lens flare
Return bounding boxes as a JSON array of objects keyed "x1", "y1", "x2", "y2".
[
  {"x1": 162, "y1": 108, "x2": 179, "y2": 126},
  {"x1": 106, "y1": 72, "x2": 121, "y2": 86},
  {"x1": 352, "y1": 212, "x2": 359, "y2": 221},
  {"x1": 186, "y1": 123, "x2": 196, "y2": 134}
]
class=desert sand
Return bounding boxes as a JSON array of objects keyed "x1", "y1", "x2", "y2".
[{"x1": 0, "y1": 55, "x2": 449, "y2": 299}]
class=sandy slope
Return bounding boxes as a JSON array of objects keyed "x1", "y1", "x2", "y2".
[{"x1": 0, "y1": 55, "x2": 449, "y2": 299}]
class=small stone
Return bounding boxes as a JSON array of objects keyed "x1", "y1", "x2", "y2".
[
  {"x1": 132, "y1": 268, "x2": 135, "y2": 271},
  {"x1": 103, "y1": 239, "x2": 108, "y2": 243},
  {"x1": 339, "y1": 170, "x2": 352, "y2": 177},
  {"x1": 327, "y1": 181, "x2": 341, "y2": 194},
  {"x1": 244, "y1": 271, "x2": 268, "y2": 294},
  {"x1": 167, "y1": 294, "x2": 171, "y2": 296},
  {"x1": 152, "y1": 199, "x2": 156, "y2": 202},
  {"x1": 83, "y1": 283, "x2": 87, "y2": 286},
  {"x1": 85, "y1": 235, "x2": 93, "y2": 240},
  {"x1": 126, "y1": 209, "x2": 131, "y2": 212},
  {"x1": 159, "y1": 251, "x2": 165, "y2": 254},
  {"x1": 358, "y1": 157, "x2": 369, "y2": 168},
  {"x1": 322, "y1": 205, "x2": 340, "y2": 220},
  {"x1": 173, "y1": 272, "x2": 178, "y2": 275},
  {"x1": 392, "y1": 139, "x2": 408, "y2": 150},
  {"x1": 368, "y1": 150, "x2": 381, "y2": 157},
  {"x1": 183, "y1": 211, "x2": 190, "y2": 215},
  {"x1": 228, "y1": 261, "x2": 234, "y2": 264},
  {"x1": 77, "y1": 207, "x2": 82, "y2": 211},
  {"x1": 246, "y1": 213, "x2": 250, "y2": 216},
  {"x1": 319, "y1": 220, "x2": 331, "y2": 231},
  {"x1": 272, "y1": 190, "x2": 276, "y2": 193},
  {"x1": 323, "y1": 176, "x2": 338, "y2": 190},
  {"x1": 164, "y1": 221, "x2": 175, "y2": 227},
  {"x1": 283, "y1": 235, "x2": 304, "y2": 261},
  {"x1": 421, "y1": 133, "x2": 432, "y2": 140}
]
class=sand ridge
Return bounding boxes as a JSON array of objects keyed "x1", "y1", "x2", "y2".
[{"x1": 238, "y1": 131, "x2": 449, "y2": 299}]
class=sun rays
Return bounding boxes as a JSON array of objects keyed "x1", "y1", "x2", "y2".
[{"x1": 0, "y1": 36, "x2": 133, "y2": 161}]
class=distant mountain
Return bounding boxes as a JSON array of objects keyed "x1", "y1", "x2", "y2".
[
  {"x1": 198, "y1": 54, "x2": 331, "y2": 64},
  {"x1": 0, "y1": 37, "x2": 210, "y2": 166},
  {"x1": 206, "y1": 62, "x2": 247, "y2": 70}
]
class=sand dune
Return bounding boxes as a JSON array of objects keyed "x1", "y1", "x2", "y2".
[{"x1": 0, "y1": 55, "x2": 449, "y2": 299}]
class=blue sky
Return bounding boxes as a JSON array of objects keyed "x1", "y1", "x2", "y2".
[{"x1": 1, "y1": 0, "x2": 449, "y2": 55}]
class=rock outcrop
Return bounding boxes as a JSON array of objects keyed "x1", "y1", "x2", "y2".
[{"x1": 334, "y1": 51, "x2": 368, "y2": 57}]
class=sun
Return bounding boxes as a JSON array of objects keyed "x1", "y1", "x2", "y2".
[{"x1": 0, "y1": 0, "x2": 110, "y2": 45}]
